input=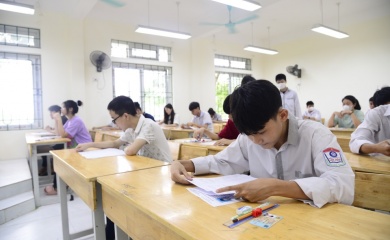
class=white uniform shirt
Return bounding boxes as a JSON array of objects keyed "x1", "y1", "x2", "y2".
[
  {"x1": 280, "y1": 88, "x2": 302, "y2": 119},
  {"x1": 120, "y1": 115, "x2": 172, "y2": 162},
  {"x1": 192, "y1": 116, "x2": 355, "y2": 208},
  {"x1": 349, "y1": 105, "x2": 390, "y2": 154},
  {"x1": 303, "y1": 109, "x2": 322, "y2": 121},
  {"x1": 192, "y1": 110, "x2": 214, "y2": 132}
]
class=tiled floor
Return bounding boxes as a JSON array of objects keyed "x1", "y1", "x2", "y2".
[{"x1": 0, "y1": 196, "x2": 94, "y2": 240}]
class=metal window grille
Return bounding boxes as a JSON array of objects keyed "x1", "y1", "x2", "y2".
[
  {"x1": 214, "y1": 54, "x2": 251, "y2": 70},
  {"x1": 0, "y1": 24, "x2": 40, "y2": 48},
  {"x1": 111, "y1": 39, "x2": 171, "y2": 62}
]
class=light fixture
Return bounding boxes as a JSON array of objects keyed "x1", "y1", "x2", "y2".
[
  {"x1": 311, "y1": 1, "x2": 349, "y2": 39},
  {"x1": 135, "y1": 1, "x2": 191, "y2": 40},
  {"x1": 244, "y1": 24, "x2": 278, "y2": 55},
  {"x1": 0, "y1": 0, "x2": 35, "y2": 15},
  {"x1": 212, "y1": 0, "x2": 261, "y2": 11}
]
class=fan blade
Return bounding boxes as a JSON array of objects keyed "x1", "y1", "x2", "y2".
[
  {"x1": 100, "y1": 0, "x2": 125, "y2": 7},
  {"x1": 225, "y1": 23, "x2": 236, "y2": 34},
  {"x1": 234, "y1": 14, "x2": 258, "y2": 25}
]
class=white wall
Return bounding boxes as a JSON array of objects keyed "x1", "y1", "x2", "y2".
[{"x1": 0, "y1": 11, "x2": 389, "y2": 159}]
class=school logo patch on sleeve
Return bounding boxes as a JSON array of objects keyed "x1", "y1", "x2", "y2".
[{"x1": 323, "y1": 148, "x2": 345, "y2": 167}]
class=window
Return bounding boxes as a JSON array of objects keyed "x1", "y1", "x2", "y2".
[
  {"x1": 111, "y1": 40, "x2": 171, "y2": 62},
  {"x1": 0, "y1": 52, "x2": 42, "y2": 130},
  {"x1": 214, "y1": 54, "x2": 251, "y2": 70},
  {"x1": 0, "y1": 24, "x2": 40, "y2": 48},
  {"x1": 112, "y1": 62, "x2": 172, "y2": 121}
]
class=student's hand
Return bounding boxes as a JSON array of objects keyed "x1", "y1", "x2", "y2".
[
  {"x1": 193, "y1": 128, "x2": 205, "y2": 140},
  {"x1": 374, "y1": 140, "x2": 390, "y2": 156},
  {"x1": 214, "y1": 138, "x2": 233, "y2": 146},
  {"x1": 341, "y1": 110, "x2": 353, "y2": 116},
  {"x1": 170, "y1": 161, "x2": 193, "y2": 184},
  {"x1": 187, "y1": 122, "x2": 194, "y2": 127},
  {"x1": 303, "y1": 116, "x2": 309, "y2": 119},
  {"x1": 216, "y1": 178, "x2": 280, "y2": 202},
  {"x1": 333, "y1": 111, "x2": 342, "y2": 118},
  {"x1": 75, "y1": 143, "x2": 91, "y2": 152},
  {"x1": 45, "y1": 125, "x2": 52, "y2": 131}
]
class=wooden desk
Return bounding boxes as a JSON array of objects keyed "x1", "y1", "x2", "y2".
[
  {"x1": 329, "y1": 127, "x2": 354, "y2": 138},
  {"x1": 25, "y1": 132, "x2": 70, "y2": 207},
  {"x1": 93, "y1": 130, "x2": 122, "y2": 142},
  {"x1": 173, "y1": 139, "x2": 227, "y2": 160},
  {"x1": 51, "y1": 149, "x2": 169, "y2": 240},
  {"x1": 161, "y1": 127, "x2": 194, "y2": 140},
  {"x1": 337, "y1": 136, "x2": 351, "y2": 153},
  {"x1": 98, "y1": 166, "x2": 390, "y2": 240},
  {"x1": 345, "y1": 152, "x2": 390, "y2": 211},
  {"x1": 213, "y1": 123, "x2": 224, "y2": 134}
]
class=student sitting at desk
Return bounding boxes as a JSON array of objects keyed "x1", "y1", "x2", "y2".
[
  {"x1": 350, "y1": 87, "x2": 390, "y2": 156},
  {"x1": 193, "y1": 95, "x2": 239, "y2": 146},
  {"x1": 44, "y1": 100, "x2": 92, "y2": 195},
  {"x1": 159, "y1": 103, "x2": 180, "y2": 127},
  {"x1": 302, "y1": 101, "x2": 321, "y2": 122},
  {"x1": 134, "y1": 101, "x2": 155, "y2": 121},
  {"x1": 208, "y1": 108, "x2": 222, "y2": 122},
  {"x1": 171, "y1": 80, "x2": 355, "y2": 208},
  {"x1": 181, "y1": 101, "x2": 214, "y2": 133},
  {"x1": 328, "y1": 95, "x2": 364, "y2": 128}
]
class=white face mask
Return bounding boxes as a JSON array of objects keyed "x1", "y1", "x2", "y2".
[
  {"x1": 277, "y1": 83, "x2": 286, "y2": 90},
  {"x1": 342, "y1": 105, "x2": 351, "y2": 111},
  {"x1": 308, "y1": 107, "x2": 314, "y2": 112}
]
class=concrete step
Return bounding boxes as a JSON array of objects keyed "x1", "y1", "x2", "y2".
[
  {"x1": 0, "y1": 159, "x2": 32, "y2": 201},
  {"x1": 0, "y1": 191, "x2": 35, "y2": 224}
]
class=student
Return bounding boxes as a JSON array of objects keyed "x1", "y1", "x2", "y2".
[
  {"x1": 181, "y1": 101, "x2": 214, "y2": 133},
  {"x1": 171, "y1": 80, "x2": 354, "y2": 208},
  {"x1": 208, "y1": 108, "x2": 222, "y2": 122},
  {"x1": 275, "y1": 73, "x2": 302, "y2": 119},
  {"x1": 194, "y1": 95, "x2": 239, "y2": 146},
  {"x1": 44, "y1": 100, "x2": 92, "y2": 195},
  {"x1": 328, "y1": 95, "x2": 364, "y2": 128},
  {"x1": 369, "y1": 97, "x2": 375, "y2": 109},
  {"x1": 159, "y1": 103, "x2": 180, "y2": 127},
  {"x1": 302, "y1": 101, "x2": 321, "y2": 122},
  {"x1": 92, "y1": 122, "x2": 119, "y2": 131},
  {"x1": 241, "y1": 75, "x2": 256, "y2": 85},
  {"x1": 350, "y1": 87, "x2": 390, "y2": 156},
  {"x1": 76, "y1": 96, "x2": 171, "y2": 162},
  {"x1": 38, "y1": 105, "x2": 68, "y2": 176},
  {"x1": 134, "y1": 102, "x2": 155, "y2": 121}
]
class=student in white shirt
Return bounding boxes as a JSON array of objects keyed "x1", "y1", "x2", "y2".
[
  {"x1": 181, "y1": 101, "x2": 214, "y2": 133},
  {"x1": 302, "y1": 101, "x2": 321, "y2": 122},
  {"x1": 171, "y1": 80, "x2": 354, "y2": 208},
  {"x1": 350, "y1": 87, "x2": 390, "y2": 156},
  {"x1": 276, "y1": 73, "x2": 302, "y2": 119}
]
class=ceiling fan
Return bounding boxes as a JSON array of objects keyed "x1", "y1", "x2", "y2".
[
  {"x1": 100, "y1": 0, "x2": 126, "y2": 7},
  {"x1": 200, "y1": 5, "x2": 258, "y2": 34}
]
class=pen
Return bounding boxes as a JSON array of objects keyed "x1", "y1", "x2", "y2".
[{"x1": 232, "y1": 203, "x2": 276, "y2": 223}]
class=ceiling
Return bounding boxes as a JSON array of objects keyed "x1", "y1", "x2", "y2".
[{"x1": 7, "y1": 0, "x2": 390, "y2": 46}]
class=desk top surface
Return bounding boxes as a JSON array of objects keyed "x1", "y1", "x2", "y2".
[
  {"x1": 161, "y1": 126, "x2": 194, "y2": 132},
  {"x1": 98, "y1": 166, "x2": 390, "y2": 240},
  {"x1": 51, "y1": 149, "x2": 169, "y2": 181},
  {"x1": 329, "y1": 127, "x2": 355, "y2": 132},
  {"x1": 25, "y1": 132, "x2": 70, "y2": 145},
  {"x1": 345, "y1": 152, "x2": 390, "y2": 174}
]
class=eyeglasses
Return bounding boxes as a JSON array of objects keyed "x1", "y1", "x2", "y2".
[{"x1": 112, "y1": 114, "x2": 123, "y2": 124}]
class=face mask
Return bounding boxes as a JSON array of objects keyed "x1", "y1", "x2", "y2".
[
  {"x1": 342, "y1": 105, "x2": 351, "y2": 111},
  {"x1": 308, "y1": 107, "x2": 314, "y2": 112},
  {"x1": 277, "y1": 83, "x2": 286, "y2": 90}
]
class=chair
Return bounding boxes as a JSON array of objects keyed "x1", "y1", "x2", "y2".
[
  {"x1": 178, "y1": 145, "x2": 208, "y2": 160},
  {"x1": 167, "y1": 141, "x2": 180, "y2": 161}
]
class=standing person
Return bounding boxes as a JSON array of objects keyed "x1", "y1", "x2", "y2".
[
  {"x1": 208, "y1": 108, "x2": 222, "y2": 122},
  {"x1": 275, "y1": 73, "x2": 302, "y2": 119},
  {"x1": 134, "y1": 102, "x2": 155, "y2": 121},
  {"x1": 302, "y1": 101, "x2": 322, "y2": 122},
  {"x1": 181, "y1": 102, "x2": 214, "y2": 133},
  {"x1": 328, "y1": 95, "x2": 364, "y2": 128},
  {"x1": 44, "y1": 100, "x2": 92, "y2": 195},
  {"x1": 194, "y1": 95, "x2": 239, "y2": 146},
  {"x1": 38, "y1": 105, "x2": 68, "y2": 176},
  {"x1": 159, "y1": 103, "x2": 180, "y2": 127},
  {"x1": 171, "y1": 80, "x2": 354, "y2": 208}
]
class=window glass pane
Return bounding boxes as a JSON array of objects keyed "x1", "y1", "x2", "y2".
[
  {"x1": 214, "y1": 58, "x2": 229, "y2": 67},
  {"x1": 0, "y1": 25, "x2": 40, "y2": 48},
  {"x1": 111, "y1": 40, "x2": 171, "y2": 62},
  {"x1": 131, "y1": 48, "x2": 156, "y2": 59},
  {"x1": 230, "y1": 60, "x2": 245, "y2": 69}
]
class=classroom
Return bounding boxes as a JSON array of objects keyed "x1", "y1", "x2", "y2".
[{"x1": 1, "y1": 0, "x2": 390, "y2": 239}]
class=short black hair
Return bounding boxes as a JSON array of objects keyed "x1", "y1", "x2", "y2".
[
  {"x1": 48, "y1": 105, "x2": 61, "y2": 112},
  {"x1": 342, "y1": 95, "x2": 361, "y2": 110},
  {"x1": 189, "y1": 102, "x2": 200, "y2": 111},
  {"x1": 134, "y1": 102, "x2": 141, "y2": 111},
  {"x1": 208, "y1": 108, "x2": 216, "y2": 115},
  {"x1": 275, "y1": 74, "x2": 286, "y2": 82},
  {"x1": 223, "y1": 95, "x2": 231, "y2": 114},
  {"x1": 241, "y1": 75, "x2": 256, "y2": 85},
  {"x1": 373, "y1": 86, "x2": 390, "y2": 106},
  {"x1": 306, "y1": 101, "x2": 314, "y2": 107},
  {"x1": 107, "y1": 96, "x2": 137, "y2": 116},
  {"x1": 231, "y1": 80, "x2": 282, "y2": 135},
  {"x1": 63, "y1": 100, "x2": 82, "y2": 114}
]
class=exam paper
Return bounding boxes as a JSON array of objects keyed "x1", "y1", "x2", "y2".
[
  {"x1": 31, "y1": 131, "x2": 56, "y2": 137},
  {"x1": 78, "y1": 148, "x2": 125, "y2": 159},
  {"x1": 187, "y1": 187, "x2": 241, "y2": 207}
]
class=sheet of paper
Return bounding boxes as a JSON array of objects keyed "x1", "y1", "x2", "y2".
[
  {"x1": 31, "y1": 131, "x2": 56, "y2": 137},
  {"x1": 35, "y1": 136, "x2": 60, "y2": 141},
  {"x1": 188, "y1": 174, "x2": 256, "y2": 195},
  {"x1": 78, "y1": 148, "x2": 125, "y2": 159},
  {"x1": 187, "y1": 187, "x2": 240, "y2": 207}
]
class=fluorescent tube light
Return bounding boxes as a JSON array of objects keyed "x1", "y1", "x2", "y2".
[
  {"x1": 311, "y1": 24, "x2": 349, "y2": 39},
  {"x1": 212, "y1": 0, "x2": 261, "y2": 11},
  {"x1": 244, "y1": 45, "x2": 278, "y2": 55},
  {"x1": 0, "y1": 0, "x2": 34, "y2": 15},
  {"x1": 135, "y1": 25, "x2": 191, "y2": 40}
]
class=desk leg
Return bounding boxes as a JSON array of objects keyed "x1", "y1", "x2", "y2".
[
  {"x1": 31, "y1": 145, "x2": 40, "y2": 207},
  {"x1": 93, "y1": 183, "x2": 106, "y2": 240},
  {"x1": 115, "y1": 225, "x2": 129, "y2": 240},
  {"x1": 58, "y1": 175, "x2": 70, "y2": 240}
]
